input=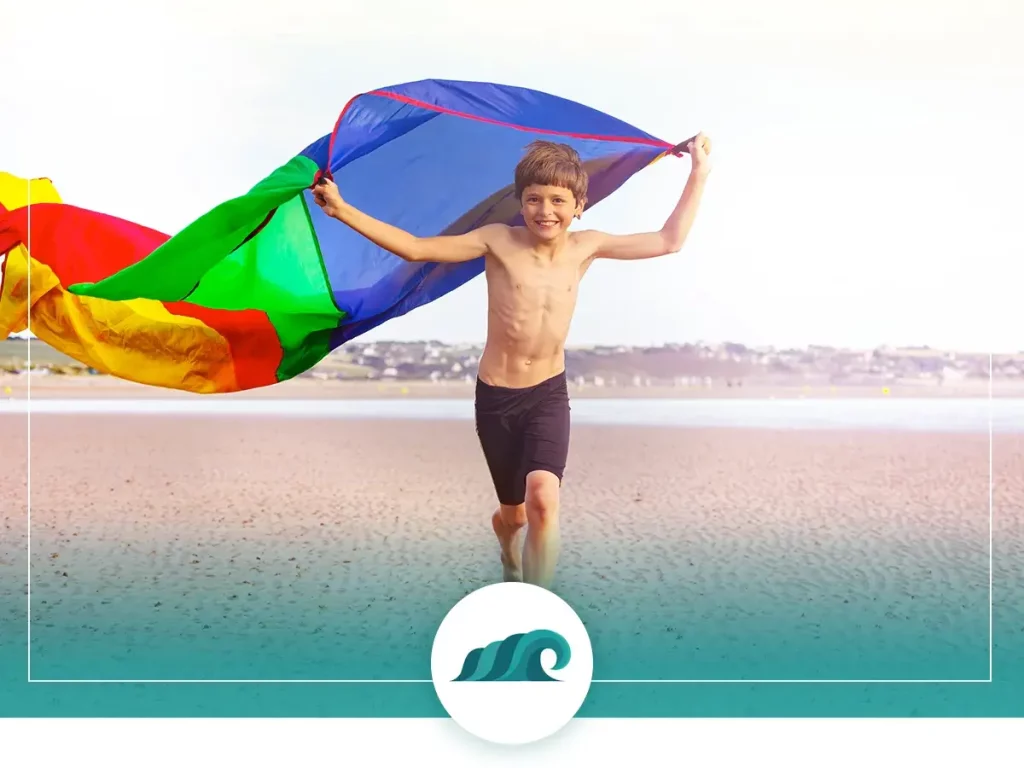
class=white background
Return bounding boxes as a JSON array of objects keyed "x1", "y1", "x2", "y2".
[{"x1": 0, "y1": 719, "x2": 1015, "y2": 764}]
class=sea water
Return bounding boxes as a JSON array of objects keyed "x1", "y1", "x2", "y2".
[{"x1": 4, "y1": 396, "x2": 1023, "y2": 433}]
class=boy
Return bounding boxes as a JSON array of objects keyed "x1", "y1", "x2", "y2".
[{"x1": 313, "y1": 133, "x2": 711, "y2": 589}]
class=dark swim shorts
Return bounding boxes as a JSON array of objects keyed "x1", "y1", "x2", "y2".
[{"x1": 474, "y1": 371, "x2": 571, "y2": 507}]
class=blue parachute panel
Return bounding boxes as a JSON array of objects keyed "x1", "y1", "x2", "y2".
[{"x1": 294, "y1": 79, "x2": 678, "y2": 346}]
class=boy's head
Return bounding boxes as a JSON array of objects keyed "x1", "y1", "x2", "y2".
[{"x1": 514, "y1": 140, "x2": 588, "y2": 241}]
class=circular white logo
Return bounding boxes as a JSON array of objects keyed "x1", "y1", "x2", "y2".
[{"x1": 430, "y1": 582, "x2": 593, "y2": 745}]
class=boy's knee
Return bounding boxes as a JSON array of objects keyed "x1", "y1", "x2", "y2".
[{"x1": 525, "y1": 472, "x2": 560, "y2": 526}]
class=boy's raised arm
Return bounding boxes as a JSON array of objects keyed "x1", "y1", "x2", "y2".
[
  {"x1": 312, "y1": 177, "x2": 496, "y2": 264},
  {"x1": 587, "y1": 132, "x2": 712, "y2": 262}
]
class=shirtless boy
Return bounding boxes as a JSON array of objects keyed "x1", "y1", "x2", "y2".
[{"x1": 313, "y1": 133, "x2": 711, "y2": 589}]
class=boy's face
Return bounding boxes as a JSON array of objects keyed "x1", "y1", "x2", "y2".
[{"x1": 520, "y1": 184, "x2": 584, "y2": 241}]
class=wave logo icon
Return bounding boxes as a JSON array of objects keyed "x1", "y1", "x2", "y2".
[
  {"x1": 452, "y1": 629, "x2": 571, "y2": 682},
  {"x1": 431, "y1": 583, "x2": 593, "y2": 745}
]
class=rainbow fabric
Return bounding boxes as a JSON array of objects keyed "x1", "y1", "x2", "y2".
[{"x1": 0, "y1": 79, "x2": 678, "y2": 393}]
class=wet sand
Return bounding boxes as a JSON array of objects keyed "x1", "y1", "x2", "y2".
[{"x1": 4, "y1": 413, "x2": 1018, "y2": 569}]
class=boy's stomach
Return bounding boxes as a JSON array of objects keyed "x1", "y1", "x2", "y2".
[{"x1": 476, "y1": 344, "x2": 566, "y2": 389}]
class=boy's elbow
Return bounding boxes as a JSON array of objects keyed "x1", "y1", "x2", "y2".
[
  {"x1": 662, "y1": 234, "x2": 685, "y2": 255},
  {"x1": 402, "y1": 238, "x2": 430, "y2": 263}
]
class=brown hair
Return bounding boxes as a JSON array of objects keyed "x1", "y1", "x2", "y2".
[{"x1": 514, "y1": 140, "x2": 589, "y2": 207}]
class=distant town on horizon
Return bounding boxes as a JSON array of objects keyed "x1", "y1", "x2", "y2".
[{"x1": 4, "y1": 336, "x2": 1021, "y2": 389}]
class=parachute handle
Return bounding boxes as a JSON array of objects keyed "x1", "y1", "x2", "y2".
[
  {"x1": 311, "y1": 168, "x2": 333, "y2": 189},
  {"x1": 669, "y1": 133, "x2": 711, "y2": 158}
]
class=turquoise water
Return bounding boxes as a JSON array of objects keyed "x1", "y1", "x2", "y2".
[{"x1": 4, "y1": 523, "x2": 1020, "y2": 717}]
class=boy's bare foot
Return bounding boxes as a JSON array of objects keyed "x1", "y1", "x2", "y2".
[{"x1": 491, "y1": 510, "x2": 523, "y2": 582}]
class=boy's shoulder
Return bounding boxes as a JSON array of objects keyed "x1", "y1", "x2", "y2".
[
  {"x1": 480, "y1": 222, "x2": 525, "y2": 246},
  {"x1": 476, "y1": 222, "x2": 514, "y2": 239},
  {"x1": 569, "y1": 229, "x2": 606, "y2": 248}
]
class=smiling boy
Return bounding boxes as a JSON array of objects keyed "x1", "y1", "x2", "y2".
[{"x1": 313, "y1": 133, "x2": 711, "y2": 589}]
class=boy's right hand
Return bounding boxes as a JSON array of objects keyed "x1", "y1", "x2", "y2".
[{"x1": 312, "y1": 177, "x2": 345, "y2": 218}]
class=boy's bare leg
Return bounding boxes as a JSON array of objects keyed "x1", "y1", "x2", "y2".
[
  {"x1": 492, "y1": 503, "x2": 527, "y2": 582},
  {"x1": 522, "y1": 470, "x2": 561, "y2": 589}
]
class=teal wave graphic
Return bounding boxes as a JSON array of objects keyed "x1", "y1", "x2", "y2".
[{"x1": 452, "y1": 629, "x2": 571, "y2": 682}]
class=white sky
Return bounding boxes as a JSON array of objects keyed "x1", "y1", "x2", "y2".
[{"x1": 5, "y1": 0, "x2": 1022, "y2": 352}]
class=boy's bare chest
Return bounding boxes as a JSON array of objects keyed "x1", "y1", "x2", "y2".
[{"x1": 506, "y1": 261, "x2": 581, "y2": 305}]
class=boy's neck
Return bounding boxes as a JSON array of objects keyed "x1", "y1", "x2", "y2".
[{"x1": 524, "y1": 229, "x2": 571, "y2": 259}]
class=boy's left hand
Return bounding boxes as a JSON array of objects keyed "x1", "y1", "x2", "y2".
[{"x1": 688, "y1": 132, "x2": 712, "y2": 176}]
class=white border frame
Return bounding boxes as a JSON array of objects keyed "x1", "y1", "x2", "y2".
[{"x1": 21, "y1": 182, "x2": 994, "y2": 687}]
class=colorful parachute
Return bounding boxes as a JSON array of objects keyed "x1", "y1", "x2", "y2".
[{"x1": 1, "y1": 79, "x2": 682, "y2": 393}]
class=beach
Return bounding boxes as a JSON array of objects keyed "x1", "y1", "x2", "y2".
[{"x1": 3, "y1": 403, "x2": 1021, "y2": 683}]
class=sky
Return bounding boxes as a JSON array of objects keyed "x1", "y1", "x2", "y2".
[{"x1": 5, "y1": 0, "x2": 1022, "y2": 352}]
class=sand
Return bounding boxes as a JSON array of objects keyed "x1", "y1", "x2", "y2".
[
  {"x1": 2, "y1": 411, "x2": 1022, "y2": 682},
  {"x1": 7, "y1": 413, "x2": 1016, "y2": 539}
]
